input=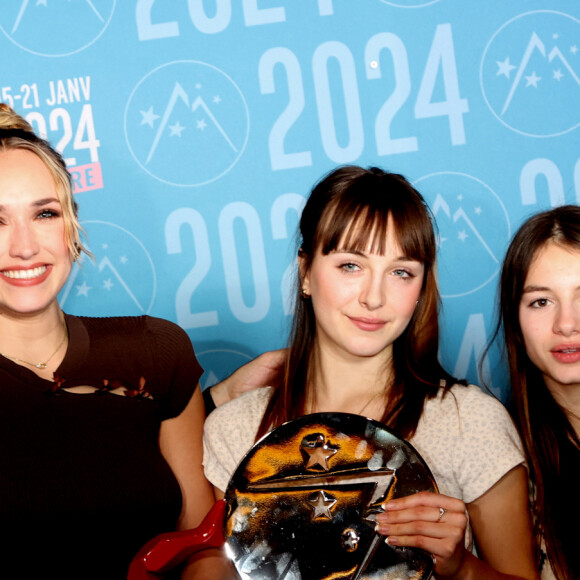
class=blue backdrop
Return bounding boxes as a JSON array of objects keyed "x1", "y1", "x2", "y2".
[{"x1": 1, "y1": 0, "x2": 578, "y2": 401}]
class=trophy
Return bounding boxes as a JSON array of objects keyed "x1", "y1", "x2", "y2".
[{"x1": 129, "y1": 413, "x2": 437, "y2": 579}]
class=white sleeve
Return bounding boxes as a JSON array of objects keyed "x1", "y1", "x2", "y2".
[
  {"x1": 203, "y1": 387, "x2": 272, "y2": 493},
  {"x1": 453, "y1": 386, "x2": 525, "y2": 504}
]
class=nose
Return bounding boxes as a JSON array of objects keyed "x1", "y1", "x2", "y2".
[
  {"x1": 553, "y1": 303, "x2": 580, "y2": 337},
  {"x1": 9, "y1": 221, "x2": 39, "y2": 260},
  {"x1": 359, "y1": 273, "x2": 385, "y2": 310}
]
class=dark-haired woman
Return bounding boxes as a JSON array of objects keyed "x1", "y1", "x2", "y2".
[
  {"x1": 496, "y1": 205, "x2": 580, "y2": 579},
  {"x1": 204, "y1": 166, "x2": 538, "y2": 579}
]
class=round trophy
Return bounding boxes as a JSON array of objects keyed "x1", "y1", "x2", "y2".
[{"x1": 223, "y1": 412, "x2": 437, "y2": 579}]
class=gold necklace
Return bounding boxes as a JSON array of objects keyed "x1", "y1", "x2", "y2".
[{"x1": 1, "y1": 316, "x2": 68, "y2": 370}]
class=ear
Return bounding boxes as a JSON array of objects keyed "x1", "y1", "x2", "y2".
[{"x1": 298, "y1": 250, "x2": 311, "y2": 295}]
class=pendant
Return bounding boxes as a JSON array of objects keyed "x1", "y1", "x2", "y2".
[{"x1": 35, "y1": 363, "x2": 47, "y2": 369}]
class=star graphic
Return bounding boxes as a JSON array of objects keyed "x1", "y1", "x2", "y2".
[
  {"x1": 102, "y1": 243, "x2": 109, "y2": 250},
  {"x1": 457, "y1": 194, "x2": 463, "y2": 201},
  {"x1": 140, "y1": 106, "x2": 160, "y2": 128},
  {"x1": 342, "y1": 529, "x2": 359, "y2": 551},
  {"x1": 496, "y1": 57, "x2": 517, "y2": 79},
  {"x1": 571, "y1": 45, "x2": 578, "y2": 55},
  {"x1": 307, "y1": 491, "x2": 337, "y2": 520},
  {"x1": 196, "y1": 83, "x2": 202, "y2": 89},
  {"x1": 76, "y1": 281, "x2": 92, "y2": 297},
  {"x1": 36, "y1": 0, "x2": 47, "y2": 6},
  {"x1": 525, "y1": 72, "x2": 541, "y2": 88},
  {"x1": 302, "y1": 440, "x2": 338, "y2": 470},
  {"x1": 553, "y1": 69, "x2": 564, "y2": 81},
  {"x1": 196, "y1": 119, "x2": 207, "y2": 131},
  {"x1": 120, "y1": 256, "x2": 128, "y2": 264},
  {"x1": 103, "y1": 279, "x2": 114, "y2": 291},
  {"x1": 474, "y1": 207, "x2": 482, "y2": 215},
  {"x1": 169, "y1": 121, "x2": 185, "y2": 137},
  {"x1": 553, "y1": 33, "x2": 559, "y2": 40},
  {"x1": 213, "y1": 95, "x2": 222, "y2": 104},
  {"x1": 458, "y1": 230, "x2": 468, "y2": 242}
]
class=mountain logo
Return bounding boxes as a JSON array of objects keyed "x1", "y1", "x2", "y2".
[
  {"x1": 124, "y1": 61, "x2": 250, "y2": 187},
  {"x1": 480, "y1": 10, "x2": 580, "y2": 137},
  {"x1": 414, "y1": 172, "x2": 511, "y2": 298},
  {"x1": 0, "y1": 0, "x2": 115, "y2": 57},
  {"x1": 59, "y1": 220, "x2": 157, "y2": 316}
]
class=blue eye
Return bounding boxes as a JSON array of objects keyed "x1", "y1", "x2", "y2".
[
  {"x1": 341, "y1": 262, "x2": 360, "y2": 272},
  {"x1": 393, "y1": 269, "x2": 412, "y2": 278},
  {"x1": 37, "y1": 209, "x2": 60, "y2": 219}
]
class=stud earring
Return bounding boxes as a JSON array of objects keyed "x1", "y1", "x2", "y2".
[{"x1": 301, "y1": 287, "x2": 310, "y2": 299}]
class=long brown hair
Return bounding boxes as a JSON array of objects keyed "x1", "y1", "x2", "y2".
[
  {"x1": 498, "y1": 205, "x2": 580, "y2": 579},
  {"x1": 257, "y1": 166, "x2": 456, "y2": 439}
]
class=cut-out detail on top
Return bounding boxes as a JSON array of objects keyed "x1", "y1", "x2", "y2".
[{"x1": 49, "y1": 373, "x2": 154, "y2": 400}]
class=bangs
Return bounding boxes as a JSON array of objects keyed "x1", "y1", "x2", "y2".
[
  {"x1": 317, "y1": 198, "x2": 435, "y2": 265},
  {"x1": 319, "y1": 204, "x2": 390, "y2": 255}
]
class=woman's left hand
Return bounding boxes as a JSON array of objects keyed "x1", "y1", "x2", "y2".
[{"x1": 375, "y1": 491, "x2": 468, "y2": 578}]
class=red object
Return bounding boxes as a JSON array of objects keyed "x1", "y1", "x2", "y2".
[{"x1": 127, "y1": 499, "x2": 227, "y2": 579}]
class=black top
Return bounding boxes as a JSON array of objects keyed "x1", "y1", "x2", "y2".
[
  {"x1": 552, "y1": 437, "x2": 580, "y2": 577},
  {"x1": 0, "y1": 314, "x2": 202, "y2": 579}
]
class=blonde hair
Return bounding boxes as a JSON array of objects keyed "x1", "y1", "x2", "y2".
[{"x1": 0, "y1": 103, "x2": 88, "y2": 260}]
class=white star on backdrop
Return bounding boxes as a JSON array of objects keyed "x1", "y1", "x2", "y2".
[
  {"x1": 76, "y1": 281, "x2": 92, "y2": 297},
  {"x1": 525, "y1": 72, "x2": 541, "y2": 88},
  {"x1": 496, "y1": 57, "x2": 517, "y2": 78},
  {"x1": 169, "y1": 122, "x2": 185, "y2": 137},
  {"x1": 140, "y1": 106, "x2": 160, "y2": 128}
]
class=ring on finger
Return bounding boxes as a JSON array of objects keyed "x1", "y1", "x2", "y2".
[{"x1": 436, "y1": 506, "x2": 447, "y2": 522}]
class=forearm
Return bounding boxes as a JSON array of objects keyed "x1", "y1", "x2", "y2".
[
  {"x1": 208, "y1": 380, "x2": 230, "y2": 408},
  {"x1": 208, "y1": 349, "x2": 286, "y2": 409}
]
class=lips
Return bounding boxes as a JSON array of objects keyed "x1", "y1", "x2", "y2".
[
  {"x1": 551, "y1": 344, "x2": 580, "y2": 364},
  {"x1": 349, "y1": 316, "x2": 387, "y2": 331},
  {"x1": 0, "y1": 264, "x2": 50, "y2": 285}
]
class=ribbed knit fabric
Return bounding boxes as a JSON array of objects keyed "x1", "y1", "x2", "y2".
[{"x1": 0, "y1": 314, "x2": 202, "y2": 579}]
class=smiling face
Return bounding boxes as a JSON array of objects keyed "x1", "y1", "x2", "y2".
[
  {"x1": 0, "y1": 149, "x2": 72, "y2": 318},
  {"x1": 519, "y1": 241, "x2": 580, "y2": 399},
  {"x1": 302, "y1": 219, "x2": 424, "y2": 365}
]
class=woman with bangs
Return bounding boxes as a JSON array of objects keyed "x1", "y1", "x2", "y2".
[{"x1": 204, "y1": 166, "x2": 538, "y2": 579}]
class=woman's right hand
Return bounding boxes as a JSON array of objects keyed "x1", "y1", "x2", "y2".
[
  {"x1": 375, "y1": 491, "x2": 468, "y2": 578},
  {"x1": 209, "y1": 349, "x2": 286, "y2": 407}
]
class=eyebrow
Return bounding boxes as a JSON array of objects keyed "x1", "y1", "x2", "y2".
[
  {"x1": 522, "y1": 284, "x2": 580, "y2": 294},
  {"x1": 333, "y1": 248, "x2": 419, "y2": 262},
  {"x1": 32, "y1": 197, "x2": 60, "y2": 207},
  {"x1": 0, "y1": 197, "x2": 61, "y2": 212},
  {"x1": 522, "y1": 285, "x2": 551, "y2": 293}
]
